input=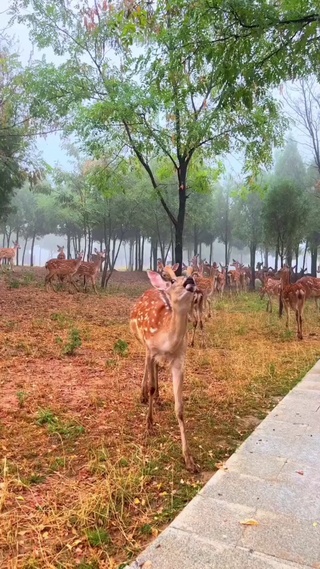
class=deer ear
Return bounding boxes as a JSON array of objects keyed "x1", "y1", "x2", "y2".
[
  {"x1": 171, "y1": 263, "x2": 179, "y2": 272},
  {"x1": 147, "y1": 270, "x2": 170, "y2": 290}
]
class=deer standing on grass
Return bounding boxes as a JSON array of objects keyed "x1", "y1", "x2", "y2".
[
  {"x1": 189, "y1": 265, "x2": 217, "y2": 346},
  {"x1": 260, "y1": 277, "x2": 281, "y2": 312},
  {"x1": 76, "y1": 249, "x2": 106, "y2": 293},
  {"x1": 0, "y1": 242, "x2": 21, "y2": 270},
  {"x1": 57, "y1": 245, "x2": 66, "y2": 260},
  {"x1": 279, "y1": 266, "x2": 306, "y2": 340},
  {"x1": 130, "y1": 266, "x2": 200, "y2": 472},
  {"x1": 45, "y1": 252, "x2": 84, "y2": 292}
]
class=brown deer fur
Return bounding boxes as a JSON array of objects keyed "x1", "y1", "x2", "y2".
[
  {"x1": 0, "y1": 242, "x2": 21, "y2": 270},
  {"x1": 279, "y1": 266, "x2": 306, "y2": 340},
  {"x1": 45, "y1": 253, "x2": 84, "y2": 292},
  {"x1": 130, "y1": 268, "x2": 199, "y2": 472},
  {"x1": 260, "y1": 278, "x2": 281, "y2": 313},
  {"x1": 76, "y1": 249, "x2": 106, "y2": 293},
  {"x1": 57, "y1": 246, "x2": 66, "y2": 260}
]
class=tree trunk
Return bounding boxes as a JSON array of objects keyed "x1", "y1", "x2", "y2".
[
  {"x1": 30, "y1": 232, "x2": 36, "y2": 266},
  {"x1": 67, "y1": 231, "x2": 71, "y2": 259},
  {"x1": 175, "y1": 162, "x2": 187, "y2": 275},
  {"x1": 264, "y1": 247, "x2": 268, "y2": 268},
  {"x1": 225, "y1": 240, "x2": 228, "y2": 269},
  {"x1": 128, "y1": 238, "x2": 134, "y2": 271},
  {"x1": 199, "y1": 242, "x2": 202, "y2": 262},
  {"x1": 209, "y1": 242, "x2": 213, "y2": 265},
  {"x1": 16, "y1": 230, "x2": 20, "y2": 266},
  {"x1": 295, "y1": 247, "x2": 299, "y2": 273},
  {"x1": 152, "y1": 239, "x2": 158, "y2": 271},
  {"x1": 139, "y1": 236, "x2": 145, "y2": 271},
  {"x1": 302, "y1": 240, "x2": 308, "y2": 271},
  {"x1": 311, "y1": 245, "x2": 317, "y2": 277},
  {"x1": 250, "y1": 243, "x2": 256, "y2": 290},
  {"x1": 22, "y1": 238, "x2": 28, "y2": 266},
  {"x1": 193, "y1": 225, "x2": 198, "y2": 256}
]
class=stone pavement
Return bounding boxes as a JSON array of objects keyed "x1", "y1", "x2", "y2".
[{"x1": 126, "y1": 361, "x2": 320, "y2": 569}]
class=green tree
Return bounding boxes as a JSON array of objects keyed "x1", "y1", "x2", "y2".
[
  {"x1": 234, "y1": 190, "x2": 264, "y2": 287},
  {"x1": 264, "y1": 179, "x2": 309, "y2": 269},
  {"x1": 13, "y1": 0, "x2": 287, "y2": 272}
]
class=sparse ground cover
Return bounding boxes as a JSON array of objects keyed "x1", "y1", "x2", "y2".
[{"x1": 1, "y1": 267, "x2": 320, "y2": 569}]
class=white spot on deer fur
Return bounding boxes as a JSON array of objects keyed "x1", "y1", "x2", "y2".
[{"x1": 150, "y1": 327, "x2": 158, "y2": 334}]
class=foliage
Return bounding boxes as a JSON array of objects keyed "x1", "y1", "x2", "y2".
[
  {"x1": 63, "y1": 328, "x2": 82, "y2": 356},
  {"x1": 10, "y1": 0, "x2": 291, "y2": 267}
]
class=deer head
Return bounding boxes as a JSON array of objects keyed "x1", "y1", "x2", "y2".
[{"x1": 13, "y1": 241, "x2": 21, "y2": 249}]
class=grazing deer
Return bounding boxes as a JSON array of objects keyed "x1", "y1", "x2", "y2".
[
  {"x1": 76, "y1": 249, "x2": 106, "y2": 293},
  {"x1": 57, "y1": 245, "x2": 66, "y2": 260},
  {"x1": 130, "y1": 267, "x2": 199, "y2": 472},
  {"x1": 45, "y1": 252, "x2": 84, "y2": 292},
  {"x1": 0, "y1": 242, "x2": 21, "y2": 271},
  {"x1": 260, "y1": 277, "x2": 281, "y2": 312},
  {"x1": 279, "y1": 266, "x2": 306, "y2": 340}
]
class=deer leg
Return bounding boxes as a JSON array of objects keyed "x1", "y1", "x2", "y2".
[
  {"x1": 154, "y1": 361, "x2": 160, "y2": 402},
  {"x1": 146, "y1": 356, "x2": 156, "y2": 431},
  {"x1": 92, "y1": 276, "x2": 98, "y2": 294},
  {"x1": 172, "y1": 358, "x2": 198, "y2": 473},
  {"x1": 190, "y1": 311, "x2": 197, "y2": 347},
  {"x1": 285, "y1": 302, "x2": 290, "y2": 329},
  {"x1": 69, "y1": 277, "x2": 79, "y2": 293},
  {"x1": 140, "y1": 350, "x2": 149, "y2": 404}
]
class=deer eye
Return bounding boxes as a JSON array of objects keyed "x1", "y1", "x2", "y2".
[{"x1": 171, "y1": 279, "x2": 176, "y2": 284}]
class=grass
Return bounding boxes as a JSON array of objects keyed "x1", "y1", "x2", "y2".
[{"x1": 1, "y1": 267, "x2": 320, "y2": 568}]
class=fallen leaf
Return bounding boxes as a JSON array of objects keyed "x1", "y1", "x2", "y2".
[
  {"x1": 313, "y1": 522, "x2": 318, "y2": 527},
  {"x1": 134, "y1": 498, "x2": 140, "y2": 505},
  {"x1": 296, "y1": 470, "x2": 304, "y2": 475},
  {"x1": 240, "y1": 519, "x2": 259, "y2": 526}
]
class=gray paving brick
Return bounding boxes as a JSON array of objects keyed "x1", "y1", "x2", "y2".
[
  {"x1": 239, "y1": 509, "x2": 320, "y2": 567},
  {"x1": 200, "y1": 471, "x2": 320, "y2": 520},
  {"x1": 127, "y1": 362, "x2": 320, "y2": 569},
  {"x1": 171, "y1": 494, "x2": 254, "y2": 544},
  {"x1": 226, "y1": 451, "x2": 286, "y2": 480},
  {"x1": 127, "y1": 528, "x2": 311, "y2": 569}
]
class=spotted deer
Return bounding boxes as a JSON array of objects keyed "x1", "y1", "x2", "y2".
[
  {"x1": 260, "y1": 277, "x2": 281, "y2": 312},
  {"x1": 57, "y1": 245, "x2": 66, "y2": 260},
  {"x1": 76, "y1": 249, "x2": 106, "y2": 293},
  {"x1": 0, "y1": 242, "x2": 21, "y2": 270},
  {"x1": 45, "y1": 252, "x2": 84, "y2": 292},
  {"x1": 130, "y1": 268, "x2": 200, "y2": 472},
  {"x1": 279, "y1": 266, "x2": 306, "y2": 340}
]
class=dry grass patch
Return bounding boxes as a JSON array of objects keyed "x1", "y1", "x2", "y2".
[{"x1": 0, "y1": 270, "x2": 320, "y2": 568}]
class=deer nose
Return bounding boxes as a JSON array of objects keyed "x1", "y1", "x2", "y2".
[{"x1": 184, "y1": 276, "x2": 196, "y2": 291}]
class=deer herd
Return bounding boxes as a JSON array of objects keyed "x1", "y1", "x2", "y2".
[
  {"x1": 130, "y1": 255, "x2": 320, "y2": 471},
  {"x1": 1, "y1": 241, "x2": 320, "y2": 471}
]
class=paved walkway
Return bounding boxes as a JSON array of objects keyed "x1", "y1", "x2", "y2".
[{"x1": 126, "y1": 361, "x2": 320, "y2": 569}]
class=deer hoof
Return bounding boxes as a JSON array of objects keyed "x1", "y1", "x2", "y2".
[{"x1": 185, "y1": 455, "x2": 200, "y2": 473}]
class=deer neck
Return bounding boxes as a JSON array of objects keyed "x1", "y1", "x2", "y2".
[{"x1": 164, "y1": 294, "x2": 190, "y2": 347}]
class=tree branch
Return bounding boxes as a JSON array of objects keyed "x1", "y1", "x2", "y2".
[{"x1": 123, "y1": 120, "x2": 177, "y2": 226}]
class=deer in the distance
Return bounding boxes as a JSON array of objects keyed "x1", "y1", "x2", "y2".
[
  {"x1": 130, "y1": 265, "x2": 200, "y2": 472},
  {"x1": 45, "y1": 252, "x2": 84, "y2": 292},
  {"x1": 76, "y1": 249, "x2": 107, "y2": 293},
  {"x1": 279, "y1": 265, "x2": 306, "y2": 340},
  {"x1": 260, "y1": 277, "x2": 281, "y2": 312},
  {"x1": 57, "y1": 245, "x2": 66, "y2": 260},
  {"x1": 0, "y1": 242, "x2": 21, "y2": 271}
]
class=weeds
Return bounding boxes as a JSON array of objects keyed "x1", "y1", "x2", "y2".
[
  {"x1": 36, "y1": 408, "x2": 85, "y2": 439},
  {"x1": 62, "y1": 328, "x2": 82, "y2": 355},
  {"x1": 113, "y1": 339, "x2": 129, "y2": 357},
  {"x1": 17, "y1": 390, "x2": 28, "y2": 408}
]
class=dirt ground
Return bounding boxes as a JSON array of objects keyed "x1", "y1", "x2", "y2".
[{"x1": 1, "y1": 267, "x2": 320, "y2": 569}]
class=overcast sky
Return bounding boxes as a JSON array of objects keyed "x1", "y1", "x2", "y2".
[{"x1": 1, "y1": 0, "x2": 315, "y2": 177}]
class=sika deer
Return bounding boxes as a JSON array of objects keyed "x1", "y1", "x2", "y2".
[
  {"x1": 130, "y1": 269, "x2": 199, "y2": 472},
  {"x1": 76, "y1": 249, "x2": 106, "y2": 293},
  {"x1": 0, "y1": 242, "x2": 21, "y2": 271},
  {"x1": 279, "y1": 266, "x2": 306, "y2": 340},
  {"x1": 57, "y1": 245, "x2": 66, "y2": 260},
  {"x1": 45, "y1": 252, "x2": 84, "y2": 292},
  {"x1": 260, "y1": 277, "x2": 281, "y2": 313}
]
